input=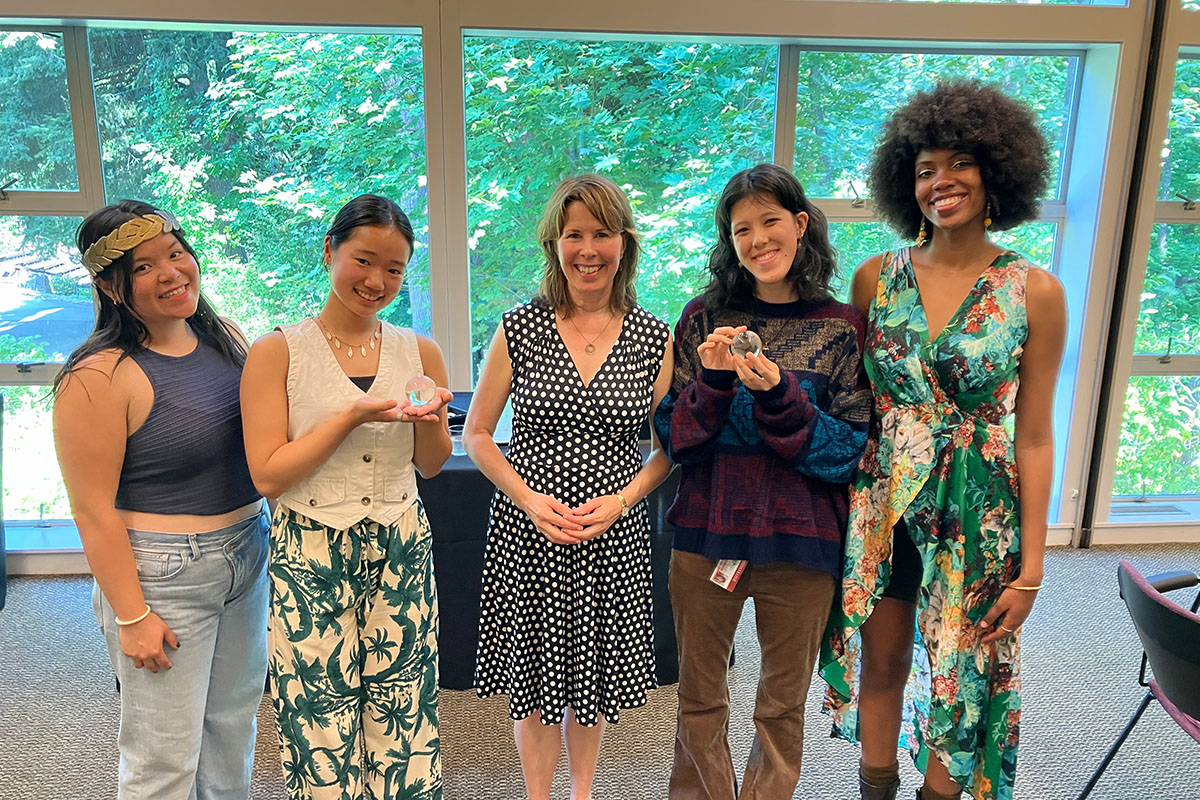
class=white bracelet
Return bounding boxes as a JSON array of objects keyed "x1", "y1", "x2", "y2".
[{"x1": 115, "y1": 604, "x2": 152, "y2": 626}]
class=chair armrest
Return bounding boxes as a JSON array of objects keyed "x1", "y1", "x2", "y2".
[{"x1": 1146, "y1": 571, "x2": 1200, "y2": 594}]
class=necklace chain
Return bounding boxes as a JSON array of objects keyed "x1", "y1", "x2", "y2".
[
  {"x1": 316, "y1": 317, "x2": 381, "y2": 359},
  {"x1": 565, "y1": 310, "x2": 617, "y2": 355}
]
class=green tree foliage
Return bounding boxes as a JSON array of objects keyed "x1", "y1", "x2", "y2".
[
  {"x1": 0, "y1": 32, "x2": 76, "y2": 191},
  {"x1": 88, "y1": 30, "x2": 429, "y2": 339},
  {"x1": 794, "y1": 52, "x2": 1074, "y2": 201},
  {"x1": 463, "y1": 38, "x2": 777, "y2": 374}
]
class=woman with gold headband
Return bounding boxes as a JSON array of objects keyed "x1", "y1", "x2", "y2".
[{"x1": 53, "y1": 200, "x2": 268, "y2": 800}]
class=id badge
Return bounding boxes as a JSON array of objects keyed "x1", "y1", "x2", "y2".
[{"x1": 709, "y1": 559, "x2": 748, "y2": 592}]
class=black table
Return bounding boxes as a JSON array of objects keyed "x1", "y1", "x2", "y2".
[{"x1": 418, "y1": 455, "x2": 683, "y2": 690}]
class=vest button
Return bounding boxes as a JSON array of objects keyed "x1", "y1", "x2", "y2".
[
  {"x1": 308, "y1": 498, "x2": 317, "y2": 507},
  {"x1": 361, "y1": 497, "x2": 371, "y2": 505},
  {"x1": 363, "y1": 454, "x2": 372, "y2": 463}
]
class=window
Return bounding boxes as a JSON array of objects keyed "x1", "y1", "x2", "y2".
[
  {"x1": 0, "y1": 27, "x2": 430, "y2": 534},
  {"x1": 463, "y1": 36, "x2": 778, "y2": 378},
  {"x1": 1113, "y1": 56, "x2": 1200, "y2": 500},
  {"x1": 0, "y1": 215, "x2": 90, "y2": 362},
  {"x1": 89, "y1": 29, "x2": 429, "y2": 341},
  {"x1": 793, "y1": 51, "x2": 1078, "y2": 203},
  {"x1": 0, "y1": 31, "x2": 78, "y2": 193}
]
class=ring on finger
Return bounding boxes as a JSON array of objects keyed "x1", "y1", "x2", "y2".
[{"x1": 999, "y1": 624, "x2": 1015, "y2": 633}]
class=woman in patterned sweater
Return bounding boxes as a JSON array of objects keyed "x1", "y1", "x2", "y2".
[{"x1": 654, "y1": 163, "x2": 871, "y2": 800}]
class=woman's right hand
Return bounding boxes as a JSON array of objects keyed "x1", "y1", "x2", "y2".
[
  {"x1": 350, "y1": 396, "x2": 402, "y2": 425},
  {"x1": 517, "y1": 491, "x2": 585, "y2": 545},
  {"x1": 118, "y1": 612, "x2": 179, "y2": 673},
  {"x1": 697, "y1": 325, "x2": 747, "y2": 372}
]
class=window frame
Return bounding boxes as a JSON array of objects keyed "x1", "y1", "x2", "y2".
[
  {"x1": 0, "y1": 0, "x2": 1185, "y2": 543},
  {"x1": 1095, "y1": 28, "x2": 1200, "y2": 539}
]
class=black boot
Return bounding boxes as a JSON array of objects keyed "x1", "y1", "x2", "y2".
[{"x1": 859, "y1": 775, "x2": 901, "y2": 800}]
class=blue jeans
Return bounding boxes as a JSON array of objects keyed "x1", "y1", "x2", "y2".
[{"x1": 93, "y1": 510, "x2": 270, "y2": 800}]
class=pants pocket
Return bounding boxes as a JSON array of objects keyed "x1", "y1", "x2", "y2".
[{"x1": 130, "y1": 545, "x2": 190, "y2": 582}]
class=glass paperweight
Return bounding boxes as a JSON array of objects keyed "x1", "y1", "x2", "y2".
[
  {"x1": 729, "y1": 330, "x2": 763, "y2": 358},
  {"x1": 405, "y1": 375, "x2": 436, "y2": 405}
]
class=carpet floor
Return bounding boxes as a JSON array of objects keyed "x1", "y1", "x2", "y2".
[{"x1": 1, "y1": 543, "x2": 1198, "y2": 799}]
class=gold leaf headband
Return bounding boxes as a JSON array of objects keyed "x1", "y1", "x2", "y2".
[{"x1": 81, "y1": 213, "x2": 181, "y2": 279}]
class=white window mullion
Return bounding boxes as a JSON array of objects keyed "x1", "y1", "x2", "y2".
[
  {"x1": 64, "y1": 26, "x2": 105, "y2": 213},
  {"x1": 773, "y1": 45, "x2": 800, "y2": 173}
]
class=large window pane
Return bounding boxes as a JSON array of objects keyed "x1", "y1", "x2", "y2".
[
  {"x1": 1159, "y1": 57, "x2": 1200, "y2": 201},
  {"x1": 1137, "y1": 224, "x2": 1200, "y2": 356},
  {"x1": 0, "y1": 216, "x2": 91, "y2": 362},
  {"x1": 794, "y1": 52, "x2": 1078, "y2": 202},
  {"x1": 1, "y1": 386, "x2": 69, "y2": 523},
  {"x1": 89, "y1": 29, "x2": 429, "y2": 341},
  {"x1": 1114, "y1": 375, "x2": 1200, "y2": 497},
  {"x1": 463, "y1": 37, "x2": 778, "y2": 379},
  {"x1": 0, "y1": 31, "x2": 78, "y2": 193}
]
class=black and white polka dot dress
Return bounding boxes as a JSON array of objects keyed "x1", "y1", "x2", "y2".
[{"x1": 474, "y1": 300, "x2": 670, "y2": 727}]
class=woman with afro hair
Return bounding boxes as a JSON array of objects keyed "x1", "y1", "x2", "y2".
[{"x1": 820, "y1": 80, "x2": 1067, "y2": 800}]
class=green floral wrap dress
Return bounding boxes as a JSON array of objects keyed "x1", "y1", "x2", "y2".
[{"x1": 821, "y1": 248, "x2": 1031, "y2": 800}]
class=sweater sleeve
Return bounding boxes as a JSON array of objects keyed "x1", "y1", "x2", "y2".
[
  {"x1": 653, "y1": 302, "x2": 738, "y2": 465},
  {"x1": 749, "y1": 315, "x2": 871, "y2": 484}
]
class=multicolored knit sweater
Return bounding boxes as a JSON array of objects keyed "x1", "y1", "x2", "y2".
[{"x1": 653, "y1": 295, "x2": 871, "y2": 576}]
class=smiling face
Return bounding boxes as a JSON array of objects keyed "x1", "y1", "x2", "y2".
[
  {"x1": 556, "y1": 200, "x2": 624, "y2": 304},
  {"x1": 323, "y1": 224, "x2": 411, "y2": 317},
  {"x1": 108, "y1": 232, "x2": 201, "y2": 330},
  {"x1": 729, "y1": 194, "x2": 808, "y2": 303},
  {"x1": 914, "y1": 148, "x2": 988, "y2": 234}
]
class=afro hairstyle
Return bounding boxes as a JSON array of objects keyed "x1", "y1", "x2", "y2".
[{"x1": 868, "y1": 79, "x2": 1051, "y2": 240}]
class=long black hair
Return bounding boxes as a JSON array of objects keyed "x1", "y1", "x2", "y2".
[
  {"x1": 53, "y1": 200, "x2": 246, "y2": 394},
  {"x1": 701, "y1": 164, "x2": 837, "y2": 310}
]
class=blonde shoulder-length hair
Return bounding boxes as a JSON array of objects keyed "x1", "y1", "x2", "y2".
[{"x1": 534, "y1": 174, "x2": 640, "y2": 317}]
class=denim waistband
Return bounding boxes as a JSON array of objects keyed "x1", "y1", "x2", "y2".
[{"x1": 126, "y1": 510, "x2": 267, "y2": 553}]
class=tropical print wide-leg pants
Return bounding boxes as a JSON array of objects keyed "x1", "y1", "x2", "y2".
[{"x1": 268, "y1": 502, "x2": 441, "y2": 800}]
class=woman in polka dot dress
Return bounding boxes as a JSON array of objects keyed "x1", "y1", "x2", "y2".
[{"x1": 465, "y1": 174, "x2": 674, "y2": 800}]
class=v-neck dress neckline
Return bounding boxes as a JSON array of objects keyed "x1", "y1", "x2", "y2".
[
  {"x1": 905, "y1": 247, "x2": 1006, "y2": 345},
  {"x1": 552, "y1": 309, "x2": 630, "y2": 390}
]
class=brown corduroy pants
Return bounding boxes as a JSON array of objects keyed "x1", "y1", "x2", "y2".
[{"x1": 667, "y1": 549, "x2": 836, "y2": 800}]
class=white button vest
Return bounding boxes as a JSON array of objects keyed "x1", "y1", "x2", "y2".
[{"x1": 276, "y1": 318, "x2": 422, "y2": 530}]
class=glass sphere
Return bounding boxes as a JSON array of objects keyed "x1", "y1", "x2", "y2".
[
  {"x1": 405, "y1": 375, "x2": 436, "y2": 405},
  {"x1": 729, "y1": 330, "x2": 763, "y2": 358}
]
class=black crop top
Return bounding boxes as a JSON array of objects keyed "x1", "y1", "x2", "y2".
[{"x1": 115, "y1": 336, "x2": 261, "y2": 515}]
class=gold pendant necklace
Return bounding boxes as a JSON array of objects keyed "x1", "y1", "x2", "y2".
[
  {"x1": 317, "y1": 317, "x2": 381, "y2": 359},
  {"x1": 566, "y1": 310, "x2": 616, "y2": 355}
]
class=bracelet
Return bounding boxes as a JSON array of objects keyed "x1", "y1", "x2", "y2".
[
  {"x1": 1007, "y1": 583, "x2": 1043, "y2": 591},
  {"x1": 616, "y1": 492, "x2": 630, "y2": 518},
  {"x1": 115, "y1": 604, "x2": 152, "y2": 626}
]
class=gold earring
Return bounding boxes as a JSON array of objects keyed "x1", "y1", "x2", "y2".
[
  {"x1": 915, "y1": 217, "x2": 928, "y2": 247},
  {"x1": 984, "y1": 201, "x2": 993, "y2": 230}
]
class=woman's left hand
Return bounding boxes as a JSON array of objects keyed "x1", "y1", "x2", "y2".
[
  {"x1": 400, "y1": 388, "x2": 454, "y2": 423},
  {"x1": 979, "y1": 586, "x2": 1039, "y2": 644},
  {"x1": 732, "y1": 351, "x2": 781, "y2": 391},
  {"x1": 567, "y1": 494, "x2": 624, "y2": 541}
]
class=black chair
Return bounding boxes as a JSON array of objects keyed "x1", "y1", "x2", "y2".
[{"x1": 1076, "y1": 560, "x2": 1200, "y2": 799}]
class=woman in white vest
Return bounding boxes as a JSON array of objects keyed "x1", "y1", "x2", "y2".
[{"x1": 241, "y1": 194, "x2": 452, "y2": 800}]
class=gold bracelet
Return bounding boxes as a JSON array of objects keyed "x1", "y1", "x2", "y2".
[
  {"x1": 115, "y1": 604, "x2": 152, "y2": 626},
  {"x1": 1007, "y1": 583, "x2": 1043, "y2": 591},
  {"x1": 616, "y1": 492, "x2": 630, "y2": 518}
]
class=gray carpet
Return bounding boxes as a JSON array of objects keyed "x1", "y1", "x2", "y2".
[{"x1": 1, "y1": 544, "x2": 1199, "y2": 799}]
